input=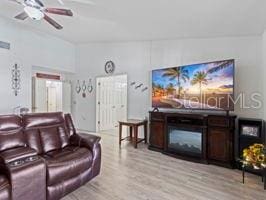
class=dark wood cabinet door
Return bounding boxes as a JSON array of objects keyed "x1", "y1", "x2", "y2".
[
  {"x1": 149, "y1": 121, "x2": 164, "y2": 149},
  {"x1": 208, "y1": 128, "x2": 231, "y2": 162}
]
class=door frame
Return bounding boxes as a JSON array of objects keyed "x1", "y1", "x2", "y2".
[
  {"x1": 96, "y1": 73, "x2": 128, "y2": 132},
  {"x1": 32, "y1": 77, "x2": 71, "y2": 113}
]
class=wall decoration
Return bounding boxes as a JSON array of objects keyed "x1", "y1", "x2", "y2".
[
  {"x1": 76, "y1": 79, "x2": 94, "y2": 97},
  {"x1": 87, "y1": 78, "x2": 93, "y2": 93},
  {"x1": 105, "y1": 61, "x2": 115, "y2": 74},
  {"x1": 82, "y1": 80, "x2": 87, "y2": 98},
  {"x1": 11, "y1": 63, "x2": 21, "y2": 96},
  {"x1": 130, "y1": 80, "x2": 148, "y2": 92},
  {"x1": 135, "y1": 83, "x2": 143, "y2": 89},
  {"x1": 141, "y1": 87, "x2": 148, "y2": 92},
  {"x1": 76, "y1": 80, "x2": 81, "y2": 94},
  {"x1": 130, "y1": 82, "x2": 136, "y2": 86}
]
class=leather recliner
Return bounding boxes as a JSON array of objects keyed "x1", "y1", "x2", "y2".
[{"x1": 0, "y1": 112, "x2": 101, "y2": 200}]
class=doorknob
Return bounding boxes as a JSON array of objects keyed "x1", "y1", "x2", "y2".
[{"x1": 112, "y1": 106, "x2": 116, "y2": 108}]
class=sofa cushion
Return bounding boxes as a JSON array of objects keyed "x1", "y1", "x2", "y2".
[
  {"x1": 43, "y1": 146, "x2": 93, "y2": 186},
  {"x1": 47, "y1": 169, "x2": 92, "y2": 200},
  {"x1": 24, "y1": 129, "x2": 43, "y2": 154},
  {"x1": 0, "y1": 115, "x2": 25, "y2": 152},
  {"x1": 58, "y1": 126, "x2": 69, "y2": 148},
  {"x1": 0, "y1": 129, "x2": 25, "y2": 153},
  {"x1": 0, "y1": 115, "x2": 21, "y2": 131},
  {"x1": 22, "y1": 112, "x2": 65, "y2": 128},
  {"x1": 0, "y1": 175, "x2": 10, "y2": 200},
  {"x1": 40, "y1": 127, "x2": 62, "y2": 153},
  {"x1": 64, "y1": 114, "x2": 76, "y2": 136},
  {"x1": 22, "y1": 112, "x2": 70, "y2": 154}
]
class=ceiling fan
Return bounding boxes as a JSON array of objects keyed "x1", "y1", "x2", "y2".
[
  {"x1": 56, "y1": 0, "x2": 95, "y2": 5},
  {"x1": 10, "y1": 0, "x2": 74, "y2": 30}
]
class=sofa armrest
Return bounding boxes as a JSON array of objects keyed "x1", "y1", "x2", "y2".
[
  {"x1": 70, "y1": 133, "x2": 101, "y2": 151},
  {"x1": 0, "y1": 153, "x2": 46, "y2": 200},
  {"x1": 0, "y1": 147, "x2": 39, "y2": 181},
  {"x1": 0, "y1": 147, "x2": 37, "y2": 165},
  {"x1": 70, "y1": 133, "x2": 101, "y2": 178}
]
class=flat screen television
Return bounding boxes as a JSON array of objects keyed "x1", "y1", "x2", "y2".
[{"x1": 152, "y1": 59, "x2": 234, "y2": 111}]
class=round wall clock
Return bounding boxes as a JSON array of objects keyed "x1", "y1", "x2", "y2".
[{"x1": 105, "y1": 61, "x2": 115, "y2": 74}]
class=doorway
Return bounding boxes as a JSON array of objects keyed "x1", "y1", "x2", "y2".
[
  {"x1": 96, "y1": 74, "x2": 127, "y2": 132},
  {"x1": 32, "y1": 77, "x2": 71, "y2": 113}
]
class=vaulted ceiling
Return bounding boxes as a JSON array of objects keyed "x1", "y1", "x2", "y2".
[{"x1": 1, "y1": 0, "x2": 266, "y2": 43}]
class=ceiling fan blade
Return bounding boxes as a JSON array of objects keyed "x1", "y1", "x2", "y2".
[
  {"x1": 65, "y1": 0, "x2": 95, "y2": 5},
  {"x1": 45, "y1": 8, "x2": 73, "y2": 16},
  {"x1": 14, "y1": 11, "x2": 28, "y2": 20},
  {"x1": 43, "y1": 14, "x2": 63, "y2": 30},
  {"x1": 9, "y1": 0, "x2": 22, "y2": 5},
  {"x1": 57, "y1": 0, "x2": 64, "y2": 5}
]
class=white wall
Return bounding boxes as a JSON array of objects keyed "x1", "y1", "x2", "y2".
[
  {"x1": 1, "y1": 17, "x2": 263, "y2": 131},
  {"x1": 74, "y1": 42, "x2": 151, "y2": 130},
  {"x1": 74, "y1": 36, "x2": 263, "y2": 131},
  {"x1": 0, "y1": 18, "x2": 76, "y2": 114},
  {"x1": 262, "y1": 31, "x2": 266, "y2": 120}
]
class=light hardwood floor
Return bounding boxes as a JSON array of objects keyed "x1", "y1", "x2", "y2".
[{"x1": 63, "y1": 132, "x2": 266, "y2": 200}]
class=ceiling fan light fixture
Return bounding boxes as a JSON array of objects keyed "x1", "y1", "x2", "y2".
[{"x1": 24, "y1": 6, "x2": 44, "y2": 20}]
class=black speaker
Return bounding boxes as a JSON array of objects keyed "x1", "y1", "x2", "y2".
[{"x1": 238, "y1": 118, "x2": 265, "y2": 159}]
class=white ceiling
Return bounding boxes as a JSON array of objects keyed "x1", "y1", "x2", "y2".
[{"x1": 1, "y1": 0, "x2": 266, "y2": 43}]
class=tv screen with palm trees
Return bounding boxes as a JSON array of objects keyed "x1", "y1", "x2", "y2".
[{"x1": 152, "y1": 59, "x2": 234, "y2": 110}]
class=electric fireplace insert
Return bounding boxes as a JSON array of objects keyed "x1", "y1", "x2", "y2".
[
  {"x1": 164, "y1": 114, "x2": 208, "y2": 162},
  {"x1": 167, "y1": 126, "x2": 203, "y2": 158}
]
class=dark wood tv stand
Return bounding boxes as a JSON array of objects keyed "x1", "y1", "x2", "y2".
[{"x1": 149, "y1": 111, "x2": 237, "y2": 168}]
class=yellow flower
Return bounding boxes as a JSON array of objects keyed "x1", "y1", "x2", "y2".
[
  {"x1": 257, "y1": 155, "x2": 264, "y2": 162},
  {"x1": 242, "y1": 143, "x2": 265, "y2": 166},
  {"x1": 254, "y1": 144, "x2": 263, "y2": 148}
]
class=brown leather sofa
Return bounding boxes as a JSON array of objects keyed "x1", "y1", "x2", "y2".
[{"x1": 0, "y1": 112, "x2": 101, "y2": 200}]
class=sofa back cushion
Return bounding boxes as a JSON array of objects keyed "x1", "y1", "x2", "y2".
[
  {"x1": 0, "y1": 115, "x2": 25, "y2": 152},
  {"x1": 64, "y1": 114, "x2": 76, "y2": 136},
  {"x1": 22, "y1": 112, "x2": 69, "y2": 154},
  {"x1": 39, "y1": 127, "x2": 62, "y2": 153}
]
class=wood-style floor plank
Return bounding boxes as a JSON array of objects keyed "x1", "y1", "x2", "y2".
[{"x1": 63, "y1": 132, "x2": 266, "y2": 200}]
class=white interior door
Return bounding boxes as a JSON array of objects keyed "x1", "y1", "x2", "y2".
[
  {"x1": 32, "y1": 77, "x2": 47, "y2": 113},
  {"x1": 114, "y1": 75, "x2": 127, "y2": 127},
  {"x1": 47, "y1": 86, "x2": 57, "y2": 112},
  {"x1": 96, "y1": 75, "x2": 127, "y2": 132},
  {"x1": 97, "y1": 76, "x2": 114, "y2": 131}
]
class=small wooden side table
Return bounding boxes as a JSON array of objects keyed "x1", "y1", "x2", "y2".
[{"x1": 119, "y1": 119, "x2": 148, "y2": 148}]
